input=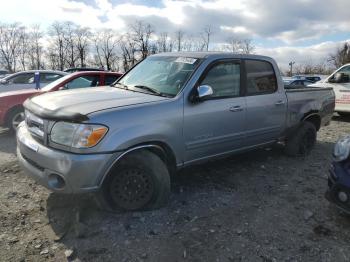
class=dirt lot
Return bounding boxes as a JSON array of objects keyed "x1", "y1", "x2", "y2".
[{"x1": 1, "y1": 117, "x2": 350, "y2": 262}]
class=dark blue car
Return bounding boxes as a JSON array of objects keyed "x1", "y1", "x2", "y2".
[{"x1": 326, "y1": 136, "x2": 350, "y2": 213}]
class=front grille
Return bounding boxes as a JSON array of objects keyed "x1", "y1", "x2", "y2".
[
  {"x1": 22, "y1": 153, "x2": 45, "y2": 172},
  {"x1": 25, "y1": 110, "x2": 45, "y2": 143}
]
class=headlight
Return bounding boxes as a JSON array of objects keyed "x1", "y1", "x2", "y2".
[
  {"x1": 50, "y1": 122, "x2": 108, "y2": 148},
  {"x1": 334, "y1": 135, "x2": 350, "y2": 162}
]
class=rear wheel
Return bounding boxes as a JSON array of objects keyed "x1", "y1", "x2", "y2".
[
  {"x1": 284, "y1": 122, "x2": 317, "y2": 156},
  {"x1": 6, "y1": 107, "x2": 25, "y2": 132},
  {"x1": 95, "y1": 150, "x2": 170, "y2": 212}
]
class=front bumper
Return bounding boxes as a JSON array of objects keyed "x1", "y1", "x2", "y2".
[
  {"x1": 326, "y1": 161, "x2": 350, "y2": 213},
  {"x1": 16, "y1": 124, "x2": 121, "y2": 193}
]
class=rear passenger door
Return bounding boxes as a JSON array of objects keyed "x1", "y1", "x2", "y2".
[
  {"x1": 244, "y1": 59, "x2": 287, "y2": 146},
  {"x1": 183, "y1": 60, "x2": 246, "y2": 163}
]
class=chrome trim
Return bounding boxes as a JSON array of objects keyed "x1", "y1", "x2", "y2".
[{"x1": 98, "y1": 144, "x2": 164, "y2": 187}]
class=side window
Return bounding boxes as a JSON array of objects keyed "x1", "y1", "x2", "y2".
[
  {"x1": 337, "y1": 66, "x2": 350, "y2": 83},
  {"x1": 8, "y1": 73, "x2": 35, "y2": 84},
  {"x1": 66, "y1": 75, "x2": 100, "y2": 89},
  {"x1": 40, "y1": 73, "x2": 63, "y2": 83},
  {"x1": 245, "y1": 60, "x2": 277, "y2": 95},
  {"x1": 200, "y1": 61, "x2": 240, "y2": 98},
  {"x1": 105, "y1": 75, "x2": 120, "y2": 85}
]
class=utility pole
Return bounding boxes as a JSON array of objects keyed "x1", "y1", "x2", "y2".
[{"x1": 289, "y1": 61, "x2": 295, "y2": 77}]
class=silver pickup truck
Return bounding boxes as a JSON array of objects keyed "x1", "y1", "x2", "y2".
[{"x1": 16, "y1": 52, "x2": 335, "y2": 211}]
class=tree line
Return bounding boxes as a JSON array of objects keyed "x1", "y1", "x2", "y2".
[
  {"x1": 2, "y1": 20, "x2": 348, "y2": 75},
  {"x1": 0, "y1": 21, "x2": 256, "y2": 73}
]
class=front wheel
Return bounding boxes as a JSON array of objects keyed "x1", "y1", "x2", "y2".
[
  {"x1": 95, "y1": 150, "x2": 171, "y2": 212},
  {"x1": 6, "y1": 107, "x2": 25, "y2": 132},
  {"x1": 284, "y1": 122, "x2": 317, "y2": 156}
]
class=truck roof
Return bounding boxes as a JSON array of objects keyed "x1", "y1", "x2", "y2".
[{"x1": 152, "y1": 52, "x2": 273, "y2": 61}]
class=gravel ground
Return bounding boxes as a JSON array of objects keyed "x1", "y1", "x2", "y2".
[{"x1": 1, "y1": 116, "x2": 350, "y2": 262}]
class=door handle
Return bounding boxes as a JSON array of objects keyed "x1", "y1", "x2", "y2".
[
  {"x1": 275, "y1": 100, "x2": 285, "y2": 106},
  {"x1": 229, "y1": 106, "x2": 243, "y2": 112}
]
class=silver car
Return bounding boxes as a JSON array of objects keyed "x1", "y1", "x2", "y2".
[{"x1": 0, "y1": 70, "x2": 67, "y2": 93}]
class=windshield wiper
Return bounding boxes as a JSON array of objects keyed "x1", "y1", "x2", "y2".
[{"x1": 133, "y1": 85, "x2": 171, "y2": 97}]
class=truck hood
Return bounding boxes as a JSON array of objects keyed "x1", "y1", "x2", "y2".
[{"x1": 24, "y1": 86, "x2": 169, "y2": 122}]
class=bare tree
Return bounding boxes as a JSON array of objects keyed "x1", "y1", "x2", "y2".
[
  {"x1": 48, "y1": 21, "x2": 67, "y2": 70},
  {"x1": 93, "y1": 29, "x2": 119, "y2": 70},
  {"x1": 0, "y1": 23, "x2": 24, "y2": 72},
  {"x1": 156, "y1": 32, "x2": 173, "y2": 53},
  {"x1": 329, "y1": 42, "x2": 350, "y2": 68},
  {"x1": 119, "y1": 33, "x2": 137, "y2": 72},
  {"x1": 175, "y1": 30, "x2": 184, "y2": 52},
  {"x1": 241, "y1": 39, "x2": 255, "y2": 54},
  {"x1": 27, "y1": 25, "x2": 44, "y2": 70},
  {"x1": 75, "y1": 27, "x2": 91, "y2": 67},
  {"x1": 129, "y1": 21, "x2": 154, "y2": 59},
  {"x1": 224, "y1": 37, "x2": 255, "y2": 54},
  {"x1": 201, "y1": 25, "x2": 212, "y2": 51}
]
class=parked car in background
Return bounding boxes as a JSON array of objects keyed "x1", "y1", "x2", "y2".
[
  {"x1": 292, "y1": 75, "x2": 322, "y2": 82},
  {"x1": 0, "y1": 70, "x2": 9, "y2": 79},
  {"x1": 0, "y1": 70, "x2": 67, "y2": 93},
  {"x1": 284, "y1": 79, "x2": 315, "y2": 87},
  {"x1": 326, "y1": 135, "x2": 350, "y2": 214},
  {"x1": 64, "y1": 67, "x2": 105, "y2": 73},
  {"x1": 16, "y1": 52, "x2": 334, "y2": 212},
  {"x1": 309, "y1": 64, "x2": 350, "y2": 116},
  {"x1": 0, "y1": 71, "x2": 122, "y2": 131}
]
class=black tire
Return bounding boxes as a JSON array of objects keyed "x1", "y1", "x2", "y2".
[
  {"x1": 6, "y1": 107, "x2": 25, "y2": 133},
  {"x1": 284, "y1": 121, "x2": 317, "y2": 156},
  {"x1": 95, "y1": 150, "x2": 170, "y2": 212}
]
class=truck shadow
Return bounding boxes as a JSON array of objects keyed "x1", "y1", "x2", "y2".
[
  {"x1": 45, "y1": 140, "x2": 344, "y2": 260},
  {"x1": 0, "y1": 128, "x2": 16, "y2": 155},
  {"x1": 332, "y1": 114, "x2": 350, "y2": 123}
]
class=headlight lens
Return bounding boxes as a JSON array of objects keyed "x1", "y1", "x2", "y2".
[
  {"x1": 334, "y1": 135, "x2": 350, "y2": 162},
  {"x1": 50, "y1": 122, "x2": 108, "y2": 148}
]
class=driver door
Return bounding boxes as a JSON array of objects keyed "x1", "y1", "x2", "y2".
[{"x1": 183, "y1": 60, "x2": 246, "y2": 164}]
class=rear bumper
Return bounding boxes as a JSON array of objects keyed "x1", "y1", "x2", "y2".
[{"x1": 16, "y1": 124, "x2": 121, "y2": 193}]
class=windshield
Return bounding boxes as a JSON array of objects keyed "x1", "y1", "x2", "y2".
[
  {"x1": 41, "y1": 74, "x2": 72, "y2": 91},
  {"x1": 117, "y1": 56, "x2": 201, "y2": 97}
]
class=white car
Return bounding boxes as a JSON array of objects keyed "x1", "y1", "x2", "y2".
[
  {"x1": 0, "y1": 70, "x2": 67, "y2": 93},
  {"x1": 310, "y1": 64, "x2": 350, "y2": 116}
]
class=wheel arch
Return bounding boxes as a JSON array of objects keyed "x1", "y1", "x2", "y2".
[
  {"x1": 302, "y1": 112, "x2": 321, "y2": 131},
  {"x1": 99, "y1": 142, "x2": 177, "y2": 187}
]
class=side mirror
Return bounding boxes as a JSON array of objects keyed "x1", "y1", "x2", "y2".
[
  {"x1": 0, "y1": 79, "x2": 8, "y2": 85},
  {"x1": 330, "y1": 72, "x2": 349, "y2": 83},
  {"x1": 58, "y1": 84, "x2": 68, "y2": 90},
  {"x1": 189, "y1": 85, "x2": 213, "y2": 103},
  {"x1": 197, "y1": 85, "x2": 213, "y2": 100}
]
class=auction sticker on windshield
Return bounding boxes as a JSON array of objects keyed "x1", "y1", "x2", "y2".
[{"x1": 175, "y1": 57, "x2": 197, "y2": 64}]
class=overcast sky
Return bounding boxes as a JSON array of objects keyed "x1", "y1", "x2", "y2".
[{"x1": 1, "y1": 0, "x2": 350, "y2": 71}]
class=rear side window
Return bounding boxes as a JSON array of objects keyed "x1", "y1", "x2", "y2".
[
  {"x1": 105, "y1": 75, "x2": 120, "y2": 85},
  {"x1": 8, "y1": 73, "x2": 34, "y2": 84},
  {"x1": 245, "y1": 60, "x2": 277, "y2": 95},
  {"x1": 66, "y1": 75, "x2": 100, "y2": 89},
  {"x1": 40, "y1": 73, "x2": 63, "y2": 83}
]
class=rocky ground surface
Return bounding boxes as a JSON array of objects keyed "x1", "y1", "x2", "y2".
[{"x1": 1, "y1": 116, "x2": 350, "y2": 262}]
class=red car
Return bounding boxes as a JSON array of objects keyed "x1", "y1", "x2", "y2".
[{"x1": 0, "y1": 71, "x2": 122, "y2": 131}]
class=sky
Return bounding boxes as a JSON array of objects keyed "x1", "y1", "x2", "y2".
[{"x1": 1, "y1": 0, "x2": 350, "y2": 71}]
